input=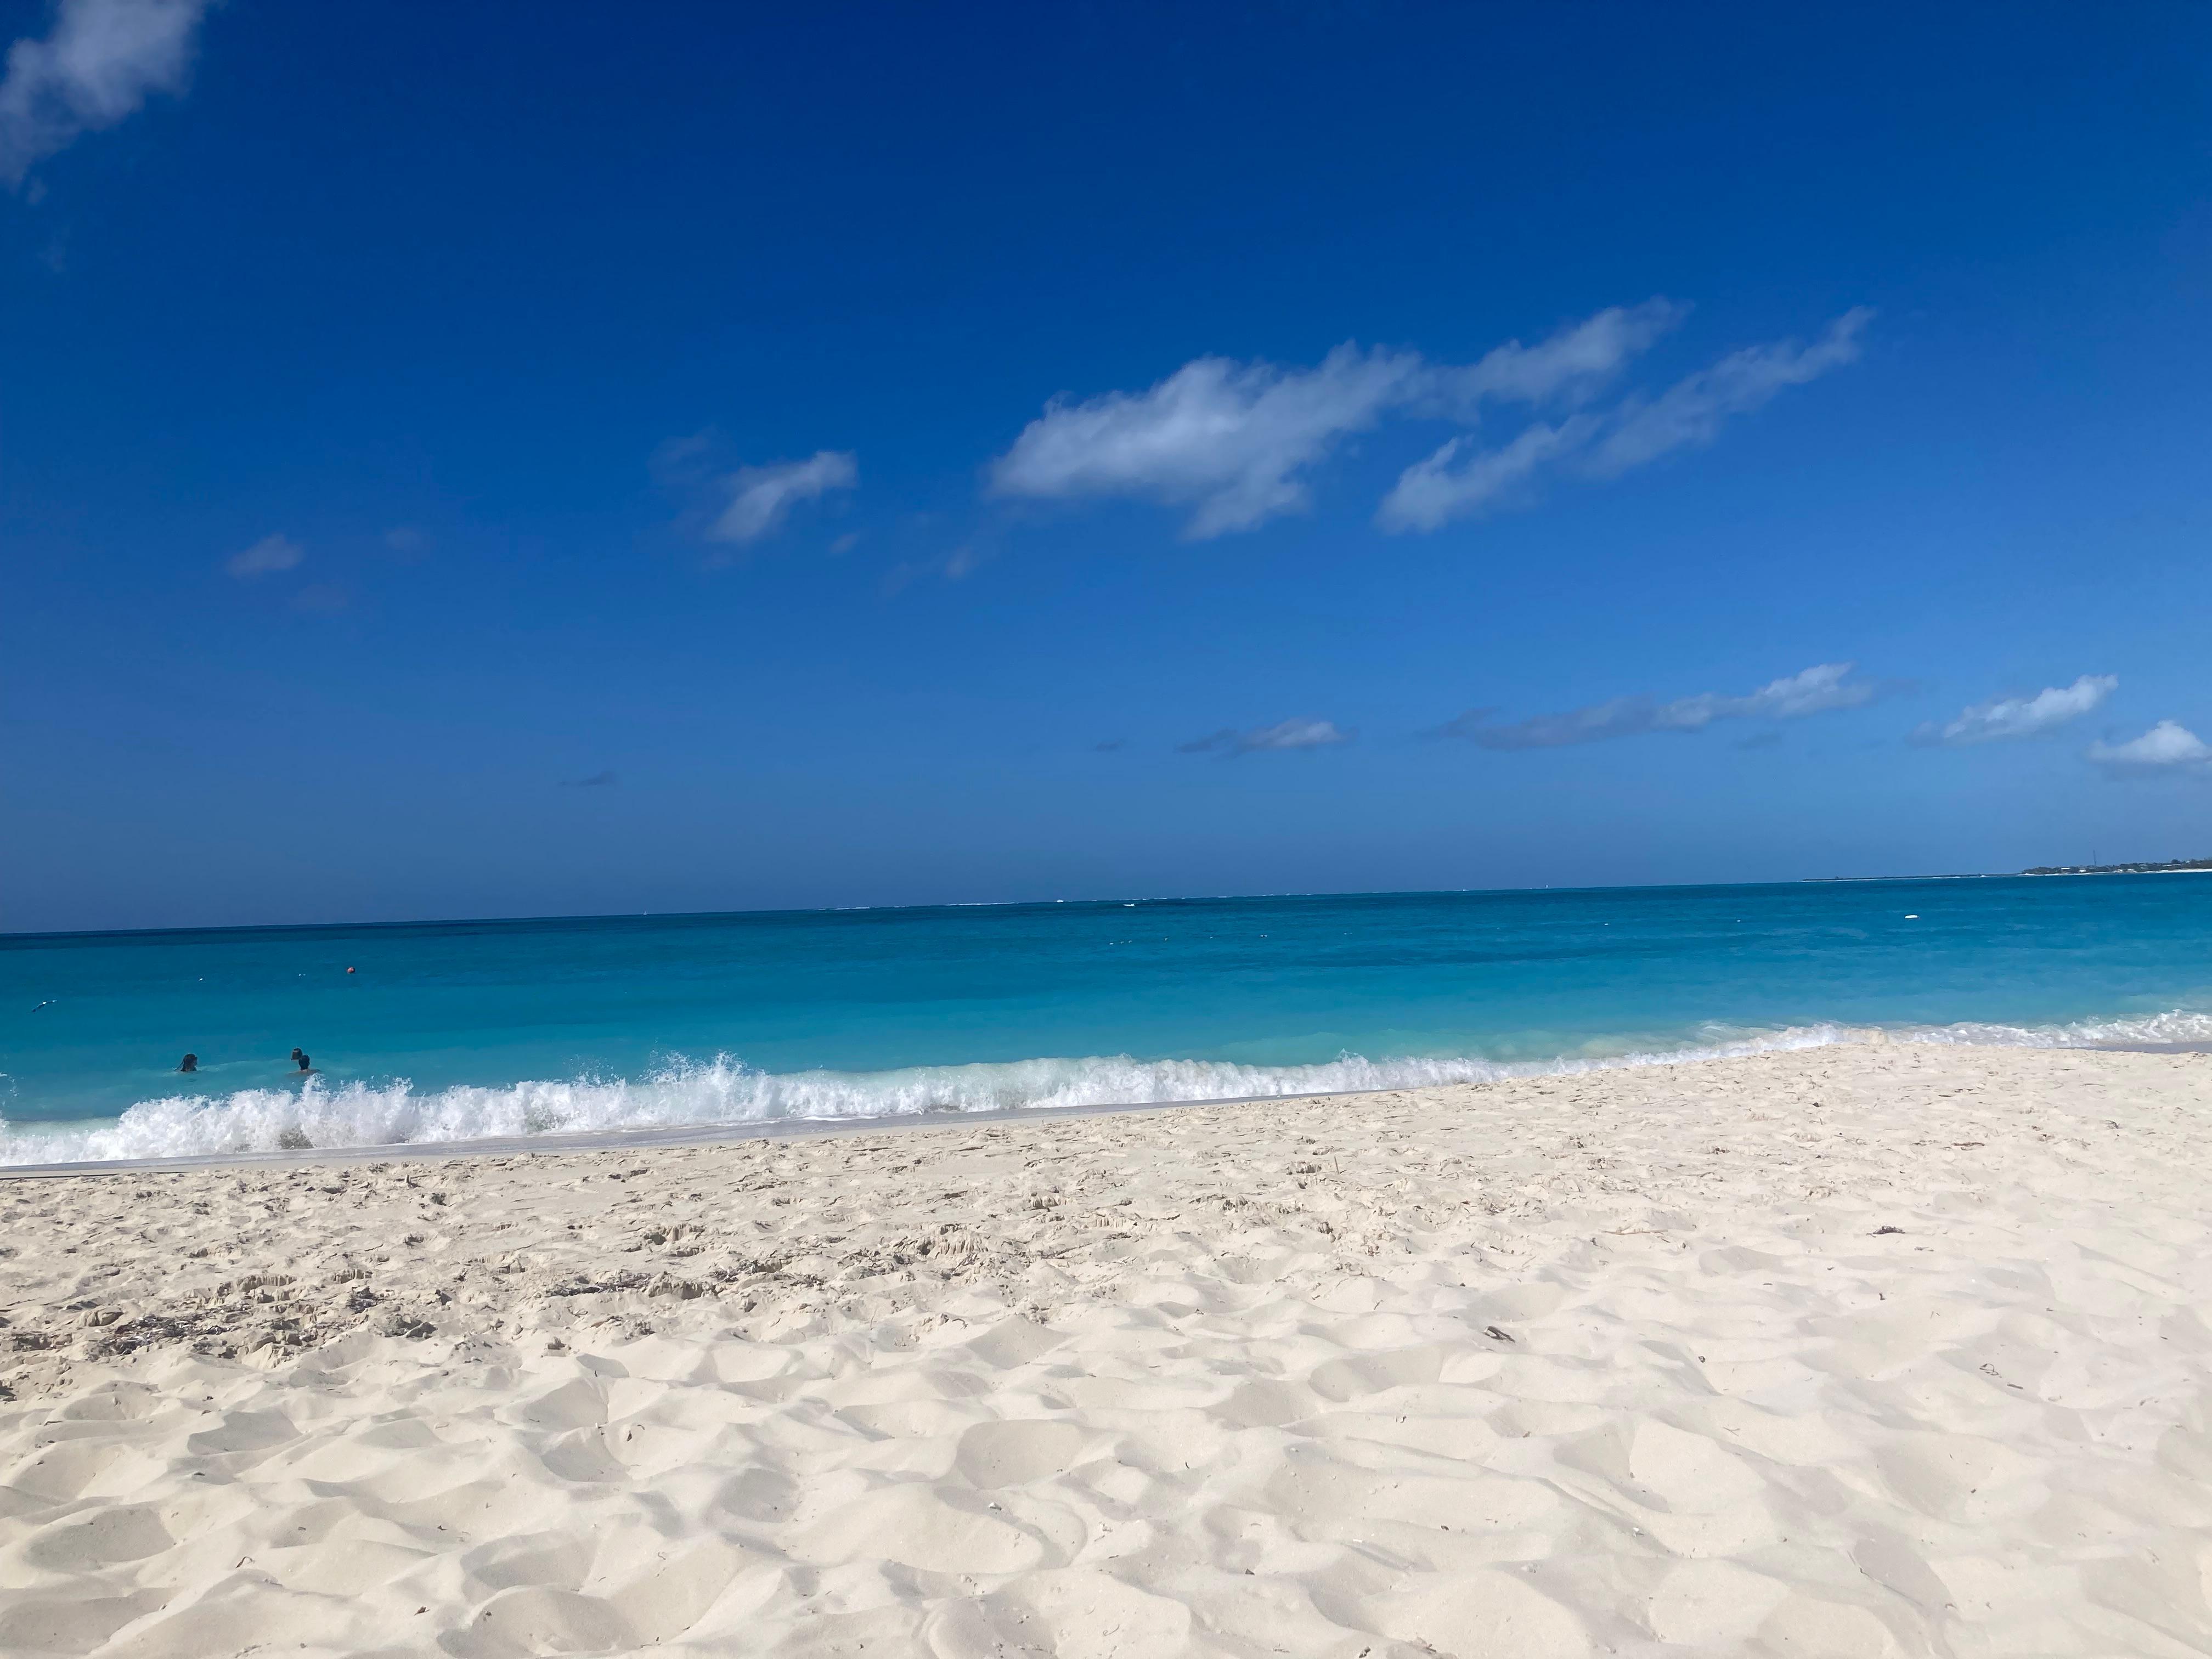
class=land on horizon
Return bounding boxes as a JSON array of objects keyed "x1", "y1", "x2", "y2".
[{"x1": 2021, "y1": 857, "x2": 2212, "y2": 877}]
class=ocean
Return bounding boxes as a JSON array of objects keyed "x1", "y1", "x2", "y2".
[{"x1": 3, "y1": 877, "x2": 2208, "y2": 1165}]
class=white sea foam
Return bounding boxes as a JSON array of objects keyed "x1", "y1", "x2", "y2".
[
  {"x1": 1897, "y1": 1009, "x2": 2212, "y2": 1048},
  {"x1": 3, "y1": 1011, "x2": 2205, "y2": 1166}
]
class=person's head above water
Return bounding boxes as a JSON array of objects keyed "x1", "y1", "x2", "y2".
[
  {"x1": 295, "y1": 1051, "x2": 312, "y2": 1071},
  {"x1": 179, "y1": 1053, "x2": 197, "y2": 1073}
]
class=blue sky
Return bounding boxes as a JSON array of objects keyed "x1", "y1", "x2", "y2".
[{"x1": 4, "y1": 1, "x2": 2209, "y2": 933}]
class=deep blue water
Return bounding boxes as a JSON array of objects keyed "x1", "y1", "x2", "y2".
[{"x1": 3, "y1": 877, "x2": 2208, "y2": 1163}]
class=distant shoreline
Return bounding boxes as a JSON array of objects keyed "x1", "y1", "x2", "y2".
[
  {"x1": 1808, "y1": 862, "x2": 2212, "y2": 882},
  {"x1": 2021, "y1": 864, "x2": 2212, "y2": 877}
]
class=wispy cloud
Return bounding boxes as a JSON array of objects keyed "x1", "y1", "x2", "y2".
[
  {"x1": 1429, "y1": 301, "x2": 1686, "y2": 409},
  {"x1": 1437, "y1": 663, "x2": 1877, "y2": 750},
  {"x1": 1180, "y1": 718, "x2": 1353, "y2": 756},
  {"x1": 708, "y1": 450, "x2": 857, "y2": 544},
  {"x1": 1916, "y1": 674, "x2": 2116, "y2": 746},
  {"x1": 1587, "y1": 309, "x2": 1872, "y2": 475},
  {"x1": 985, "y1": 303, "x2": 1864, "y2": 540},
  {"x1": 1374, "y1": 416, "x2": 1595, "y2": 532},
  {"x1": 225, "y1": 533, "x2": 302, "y2": 578},
  {"x1": 2087, "y1": 721, "x2": 2212, "y2": 771},
  {"x1": 1378, "y1": 309, "x2": 1872, "y2": 531},
  {"x1": 0, "y1": 0, "x2": 211, "y2": 189},
  {"x1": 986, "y1": 302, "x2": 1683, "y2": 539}
]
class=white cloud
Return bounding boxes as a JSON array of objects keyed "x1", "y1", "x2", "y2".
[
  {"x1": 1588, "y1": 308, "x2": 1871, "y2": 476},
  {"x1": 708, "y1": 450, "x2": 857, "y2": 544},
  {"x1": 1917, "y1": 674, "x2": 2117, "y2": 745},
  {"x1": 0, "y1": 0, "x2": 210, "y2": 188},
  {"x1": 986, "y1": 302, "x2": 1683, "y2": 539},
  {"x1": 1181, "y1": 717, "x2": 1353, "y2": 755},
  {"x1": 1376, "y1": 416, "x2": 1595, "y2": 532},
  {"x1": 1657, "y1": 662, "x2": 1877, "y2": 725},
  {"x1": 987, "y1": 303, "x2": 1865, "y2": 540},
  {"x1": 1430, "y1": 300, "x2": 1688, "y2": 409},
  {"x1": 224, "y1": 533, "x2": 302, "y2": 578},
  {"x1": 1438, "y1": 663, "x2": 1876, "y2": 749},
  {"x1": 2087, "y1": 720, "x2": 2212, "y2": 770},
  {"x1": 1379, "y1": 309, "x2": 1872, "y2": 532},
  {"x1": 989, "y1": 345, "x2": 1424, "y2": 539}
]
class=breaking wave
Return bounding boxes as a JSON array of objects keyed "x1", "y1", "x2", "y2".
[
  {"x1": 3, "y1": 1009, "x2": 2206, "y2": 1167},
  {"x1": 1895, "y1": 1009, "x2": 2212, "y2": 1048}
]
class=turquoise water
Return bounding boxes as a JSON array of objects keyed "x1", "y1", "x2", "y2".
[{"x1": 3, "y1": 877, "x2": 2209, "y2": 1164}]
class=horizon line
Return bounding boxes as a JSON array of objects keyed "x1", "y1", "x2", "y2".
[{"x1": 0, "y1": 867, "x2": 2113, "y2": 944}]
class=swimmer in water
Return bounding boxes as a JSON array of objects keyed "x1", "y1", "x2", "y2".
[
  {"x1": 179, "y1": 1053, "x2": 198, "y2": 1073},
  {"x1": 290, "y1": 1047, "x2": 314, "y2": 1074}
]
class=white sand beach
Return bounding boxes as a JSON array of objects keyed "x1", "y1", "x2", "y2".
[{"x1": 3, "y1": 1039, "x2": 2210, "y2": 1657}]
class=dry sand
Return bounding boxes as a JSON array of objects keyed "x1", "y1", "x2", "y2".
[{"x1": 3, "y1": 1040, "x2": 2210, "y2": 1658}]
